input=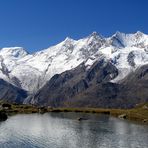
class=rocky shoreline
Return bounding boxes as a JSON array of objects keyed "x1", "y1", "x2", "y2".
[{"x1": 0, "y1": 103, "x2": 148, "y2": 125}]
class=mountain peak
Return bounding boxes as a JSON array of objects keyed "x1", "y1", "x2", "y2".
[
  {"x1": 0, "y1": 47, "x2": 28, "y2": 58},
  {"x1": 61, "y1": 37, "x2": 76, "y2": 46},
  {"x1": 64, "y1": 37, "x2": 75, "y2": 42},
  {"x1": 89, "y1": 31, "x2": 103, "y2": 38},
  {"x1": 136, "y1": 31, "x2": 144, "y2": 35},
  {"x1": 113, "y1": 31, "x2": 125, "y2": 37},
  {"x1": 135, "y1": 31, "x2": 145, "y2": 38},
  {"x1": 91, "y1": 31, "x2": 98, "y2": 36}
]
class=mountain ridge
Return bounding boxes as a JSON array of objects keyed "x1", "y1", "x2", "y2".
[{"x1": 0, "y1": 31, "x2": 148, "y2": 108}]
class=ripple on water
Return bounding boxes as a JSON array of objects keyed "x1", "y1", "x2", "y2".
[{"x1": 0, "y1": 113, "x2": 148, "y2": 148}]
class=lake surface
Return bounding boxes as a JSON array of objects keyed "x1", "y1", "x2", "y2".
[{"x1": 0, "y1": 112, "x2": 148, "y2": 148}]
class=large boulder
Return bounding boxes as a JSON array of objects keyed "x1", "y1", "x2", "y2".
[{"x1": 0, "y1": 111, "x2": 8, "y2": 121}]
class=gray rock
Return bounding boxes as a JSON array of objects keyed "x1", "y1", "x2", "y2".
[
  {"x1": 143, "y1": 119, "x2": 148, "y2": 123},
  {"x1": 77, "y1": 117, "x2": 88, "y2": 121},
  {"x1": 143, "y1": 105, "x2": 148, "y2": 109},
  {"x1": 0, "y1": 79, "x2": 27, "y2": 103},
  {"x1": 118, "y1": 114, "x2": 127, "y2": 119}
]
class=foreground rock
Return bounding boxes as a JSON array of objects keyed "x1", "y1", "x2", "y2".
[
  {"x1": 77, "y1": 117, "x2": 88, "y2": 121},
  {"x1": 0, "y1": 111, "x2": 8, "y2": 121},
  {"x1": 118, "y1": 114, "x2": 127, "y2": 119},
  {"x1": 143, "y1": 119, "x2": 148, "y2": 123}
]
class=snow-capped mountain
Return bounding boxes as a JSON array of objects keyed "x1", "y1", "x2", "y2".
[
  {"x1": 0, "y1": 47, "x2": 28, "y2": 85},
  {"x1": 0, "y1": 31, "x2": 148, "y2": 93}
]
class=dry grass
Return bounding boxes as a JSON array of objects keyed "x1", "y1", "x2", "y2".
[
  {"x1": 50, "y1": 103, "x2": 148, "y2": 124},
  {"x1": 0, "y1": 102, "x2": 148, "y2": 124}
]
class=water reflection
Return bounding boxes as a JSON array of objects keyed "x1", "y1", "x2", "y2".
[{"x1": 0, "y1": 113, "x2": 148, "y2": 148}]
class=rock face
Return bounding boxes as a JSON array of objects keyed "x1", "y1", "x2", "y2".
[
  {"x1": 30, "y1": 63, "x2": 148, "y2": 108},
  {"x1": 0, "y1": 79, "x2": 27, "y2": 103}
]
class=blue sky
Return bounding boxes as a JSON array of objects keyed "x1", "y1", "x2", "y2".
[{"x1": 0, "y1": 0, "x2": 148, "y2": 52}]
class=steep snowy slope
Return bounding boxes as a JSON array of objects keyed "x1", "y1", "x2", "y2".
[
  {"x1": 109, "y1": 31, "x2": 148, "y2": 47},
  {"x1": 0, "y1": 47, "x2": 28, "y2": 71},
  {"x1": 8, "y1": 32, "x2": 106, "y2": 92},
  {"x1": 0, "y1": 47, "x2": 28, "y2": 86},
  {"x1": 0, "y1": 31, "x2": 148, "y2": 93}
]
